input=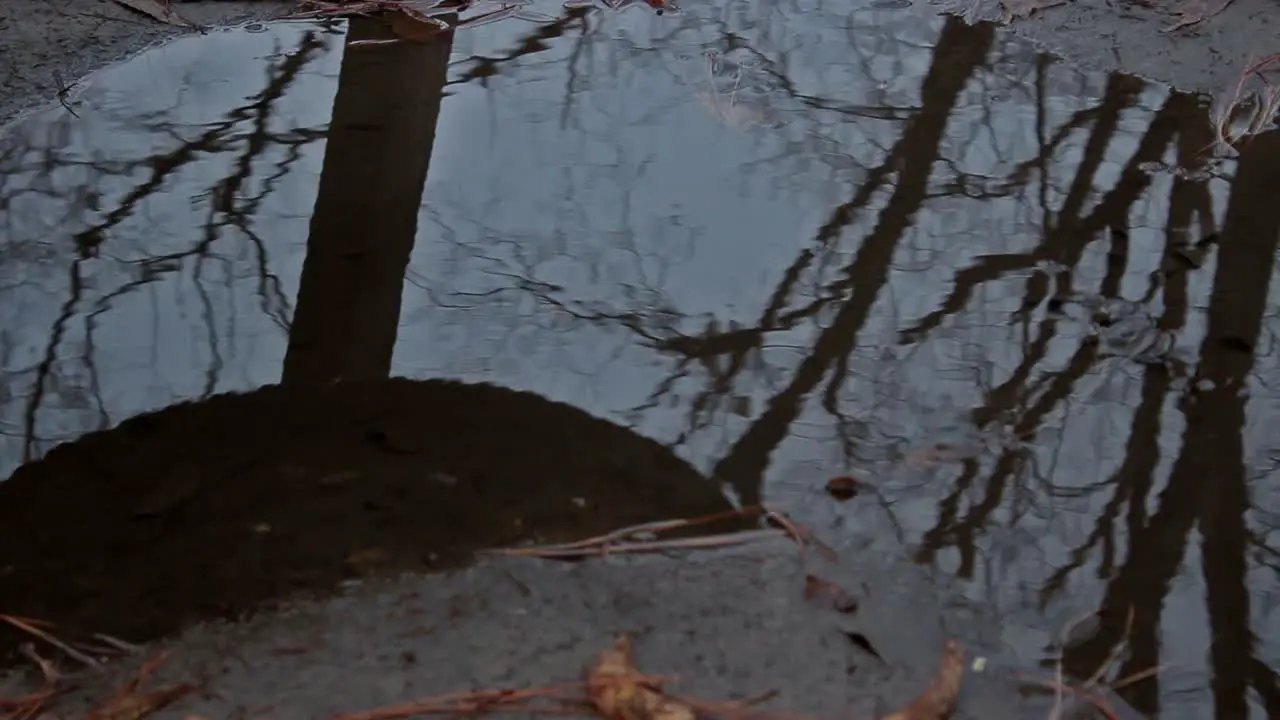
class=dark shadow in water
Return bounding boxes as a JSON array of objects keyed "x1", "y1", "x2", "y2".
[
  {"x1": 914, "y1": 90, "x2": 1194, "y2": 578},
  {"x1": 1038, "y1": 95, "x2": 1213, "y2": 716},
  {"x1": 0, "y1": 16, "x2": 738, "y2": 659},
  {"x1": 710, "y1": 16, "x2": 995, "y2": 502},
  {"x1": 283, "y1": 17, "x2": 453, "y2": 384},
  {"x1": 18, "y1": 32, "x2": 334, "y2": 465},
  {"x1": 1061, "y1": 129, "x2": 1280, "y2": 717}
]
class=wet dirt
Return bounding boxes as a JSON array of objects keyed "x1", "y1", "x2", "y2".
[
  {"x1": 4, "y1": 542, "x2": 1023, "y2": 720},
  {"x1": 0, "y1": 0, "x2": 290, "y2": 126},
  {"x1": 0, "y1": 2, "x2": 1279, "y2": 720}
]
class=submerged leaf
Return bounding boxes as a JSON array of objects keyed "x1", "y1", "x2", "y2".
[
  {"x1": 879, "y1": 639, "x2": 965, "y2": 720},
  {"x1": 824, "y1": 476, "x2": 860, "y2": 500},
  {"x1": 804, "y1": 574, "x2": 860, "y2": 614}
]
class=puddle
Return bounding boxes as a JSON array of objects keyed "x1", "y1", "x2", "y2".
[{"x1": 1, "y1": 2, "x2": 1279, "y2": 717}]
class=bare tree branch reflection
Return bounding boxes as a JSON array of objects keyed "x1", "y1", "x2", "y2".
[
  {"x1": 1061, "y1": 129, "x2": 1280, "y2": 718},
  {"x1": 915, "y1": 91, "x2": 1188, "y2": 577},
  {"x1": 902, "y1": 73, "x2": 1144, "y2": 343},
  {"x1": 0, "y1": 28, "x2": 332, "y2": 469},
  {"x1": 709, "y1": 17, "x2": 995, "y2": 502},
  {"x1": 1037, "y1": 94, "x2": 1214, "y2": 714}
]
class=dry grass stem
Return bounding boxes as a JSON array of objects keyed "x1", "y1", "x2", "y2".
[
  {"x1": 0, "y1": 615, "x2": 100, "y2": 669},
  {"x1": 482, "y1": 506, "x2": 776, "y2": 558}
]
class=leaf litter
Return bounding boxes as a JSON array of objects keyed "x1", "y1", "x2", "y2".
[
  {"x1": 1207, "y1": 53, "x2": 1280, "y2": 154},
  {"x1": 2, "y1": 504, "x2": 1160, "y2": 720},
  {"x1": 1, "y1": 616, "x2": 189, "y2": 720},
  {"x1": 330, "y1": 506, "x2": 969, "y2": 720}
]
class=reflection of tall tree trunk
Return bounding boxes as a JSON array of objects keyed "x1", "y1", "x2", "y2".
[
  {"x1": 1064, "y1": 130, "x2": 1280, "y2": 718},
  {"x1": 915, "y1": 92, "x2": 1189, "y2": 576},
  {"x1": 1110, "y1": 97, "x2": 1215, "y2": 716},
  {"x1": 1198, "y1": 129, "x2": 1280, "y2": 720},
  {"x1": 283, "y1": 18, "x2": 454, "y2": 384},
  {"x1": 710, "y1": 17, "x2": 994, "y2": 502}
]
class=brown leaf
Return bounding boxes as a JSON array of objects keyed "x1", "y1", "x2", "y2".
[
  {"x1": 879, "y1": 639, "x2": 964, "y2": 720},
  {"x1": 110, "y1": 0, "x2": 192, "y2": 26},
  {"x1": 803, "y1": 575, "x2": 859, "y2": 614},
  {"x1": 824, "y1": 476, "x2": 860, "y2": 501},
  {"x1": 1163, "y1": 0, "x2": 1233, "y2": 31},
  {"x1": 586, "y1": 636, "x2": 695, "y2": 720}
]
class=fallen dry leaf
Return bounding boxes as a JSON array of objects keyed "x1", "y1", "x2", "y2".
[
  {"x1": 110, "y1": 0, "x2": 192, "y2": 26},
  {"x1": 586, "y1": 636, "x2": 695, "y2": 720},
  {"x1": 1163, "y1": 0, "x2": 1233, "y2": 31},
  {"x1": 803, "y1": 574, "x2": 859, "y2": 614},
  {"x1": 879, "y1": 639, "x2": 965, "y2": 720}
]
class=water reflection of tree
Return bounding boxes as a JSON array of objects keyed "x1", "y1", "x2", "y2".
[
  {"x1": 914, "y1": 87, "x2": 1193, "y2": 575},
  {"x1": 1057, "y1": 130, "x2": 1280, "y2": 717},
  {"x1": 708, "y1": 17, "x2": 996, "y2": 504},
  {"x1": 425, "y1": 8, "x2": 1280, "y2": 714},
  {"x1": 426, "y1": 10, "x2": 1005, "y2": 493},
  {"x1": 0, "y1": 29, "x2": 334, "y2": 466},
  {"x1": 284, "y1": 17, "x2": 454, "y2": 384}
]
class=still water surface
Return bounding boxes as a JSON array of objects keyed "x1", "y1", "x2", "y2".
[{"x1": 0, "y1": 1, "x2": 1278, "y2": 717}]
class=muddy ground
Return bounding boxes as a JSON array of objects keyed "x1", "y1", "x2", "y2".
[
  {"x1": 2, "y1": 539, "x2": 1127, "y2": 720},
  {"x1": 1, "y1": 0, "x2": 1277, "y2": 128}
]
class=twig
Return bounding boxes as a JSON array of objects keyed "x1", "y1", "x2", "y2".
[
  {"x1": 1109, "y1": 664, "x2": 1165, "y2": 691},
  {"x1": 481, "y1": 506, "x2": 764, "y2": 556},
  {"x1": 486, "y1": 529, "x2": 785, "y2": 558},
  {"x1": 92, "y1": 633, "x2": 143, "y2": 654},
  {"x1": 17, "y1": 643, "x2": 59, "y2": 686},
  {"x1": 762, "y1": 505, "x2": 838, "y2": 562},
  {"x1": 1083, "y1": 607, "x2": 1134, "y2": 689},
  {"x1": 1047, "y1": 609, "x2": 1099, "y2": 720},
  {"x1": 0, "y1": 615, "x2": 100, "y2": 668},
  {"x1": 1014, "y1": 675, "x2": 1120, "y2": 720},
  {"x1": 1207, "y1": 53, "x2": 1280, "y2": 153},
  {"x1": 332, "y1": 682, "x2": 589, "y2": 720}
]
